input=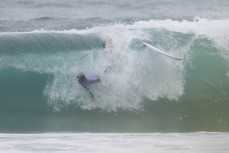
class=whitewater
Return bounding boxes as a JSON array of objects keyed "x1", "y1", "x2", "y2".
[
  {"x1": 0, "y1": 18, "x2": 229, "y2": 112},
  {"x1": 1, "y1": 0, "x2": 229, "y2": 152}
]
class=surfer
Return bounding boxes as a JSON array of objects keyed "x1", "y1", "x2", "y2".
[
  {"x1": 76, "y1": 36, "x2": 112, "y2": 101},
  {"x1": 76, "y1": 73, "x2": 100, "y2": 101}
]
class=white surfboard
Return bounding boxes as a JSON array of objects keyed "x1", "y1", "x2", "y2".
[{"x1": 142, "y1": 39, "x2": 182, "y2": 60}]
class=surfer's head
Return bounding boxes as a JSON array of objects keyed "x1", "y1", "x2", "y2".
[{"x1": 77, "y1": 73, "x2": 86, "y2": 83}]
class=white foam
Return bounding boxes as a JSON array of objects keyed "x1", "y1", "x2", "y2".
[
  {"x1": 0, "y1": 132, "x2": 228, "y2": 153},
  {"x1": 1, "y1": 18, "x2": 229, "y2": 111}
]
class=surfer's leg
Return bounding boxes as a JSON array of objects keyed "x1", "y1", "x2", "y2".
[
  {"x1": 84, "y1": 86, "x2": 95, "y2": 101},
  {"x1": 104, "y1": 65, "x2": 112, "y2": 73}
]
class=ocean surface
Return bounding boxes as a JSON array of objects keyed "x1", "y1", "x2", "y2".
[{"x1": 0, "y1": 0, "x2": 229, "y2": 152}]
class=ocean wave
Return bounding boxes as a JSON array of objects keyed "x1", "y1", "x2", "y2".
[{"x1": 0, "y1": 18, "x2": 228, "y2": 111}]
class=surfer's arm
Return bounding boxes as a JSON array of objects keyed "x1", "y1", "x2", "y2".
[
  {"x1": 102, "y1": 36, "x2": 112, "y2": 49},
  {"x1": 102, "y1": 42, "x2": 106, "y2": 48}
]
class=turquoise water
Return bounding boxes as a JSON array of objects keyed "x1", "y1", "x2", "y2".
[{"x1": 0, "y1": 0, "x2": 229, "y2": 133}]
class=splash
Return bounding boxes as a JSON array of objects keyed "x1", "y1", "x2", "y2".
[{"x1": 0, "y1": 18, "x2": 228, "y2": 111}]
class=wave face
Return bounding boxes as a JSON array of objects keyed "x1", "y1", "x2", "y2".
[{"x1": 0, "y1": 18, "x2": 229, "y2": 132}]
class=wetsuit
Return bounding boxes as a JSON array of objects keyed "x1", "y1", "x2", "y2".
[
  {"x1": 78, "y1": 75, "x2": 100, "y2": 101},
  {"x1": 80, "y1": 75, "x2": 100, "y2": 88}
]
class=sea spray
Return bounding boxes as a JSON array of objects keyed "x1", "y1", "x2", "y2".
[{"x1": 0, "y1": 18, "x2": 228, "y2": 111}]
